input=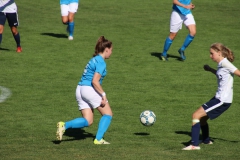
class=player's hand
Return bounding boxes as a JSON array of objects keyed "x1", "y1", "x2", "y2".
[
  {"x1": 100, "y1": 96, "x2": 108, "y2": 107},
  {"x1": 203, "y1": 65, "x2": 211, "y2": 71}
]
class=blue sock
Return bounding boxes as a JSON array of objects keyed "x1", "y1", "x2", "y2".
[
  {"x1": 201, "y1": 123, "x2": 210, "y2": 143},
  {"x1": 162, "y1": 37, "x2": 173, "y2": 56},
  {"x1": 13, "y1": 33, "x2": 21, "y2": 47},
  {"x1": 65, "y1": 117, "x2": 89, "y2": 129},
  {"x1": 68, "y1": 22, "x2": 74, "y2": 36},
  {"x1": 96, "y1": 115, "x2": 112, "y2": 141},
  {"x1": 191, "y1": 123, "x2": 200, "y2": 146},
  {"x1": 180, "y1": 34, "x2": 194, "y2": 51}
]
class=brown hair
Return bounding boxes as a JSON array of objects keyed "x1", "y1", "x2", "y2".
[
  {"x1": 210, "y1": 43, "x2": 234, "y2": 62},
  {"x1": 93, "y1": 36, "x2": 112, "y2": 57}
]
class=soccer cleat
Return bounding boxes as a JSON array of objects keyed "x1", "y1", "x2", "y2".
[
  {"x1": 182, "y1": 145, "x2": 200, "y2": 150},
  {"x1": 161, "y1": 53, "x2": 168, "y2": 61},
  {"x1": 93, "y1": 139, "x2": 110, "y2": 144},
  {"x1": 68, "y1": 36, "x2": 73, "y2": 40},
  {"x1": 16, "y1": 47, "x2": 22, "y2": 53},
  {"x1": 202, "y1": 140, "x2": 213, "y2": 145},
  {"x1": 56, "y1": 122, "x2": 65, "y2": 141},
  {"x1": 178, "y1": 49, "x2": 186, "y2": 61}
]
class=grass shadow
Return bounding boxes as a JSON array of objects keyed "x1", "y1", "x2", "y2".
[
  {"x1": 41, "y1": 33, "x2": 68, "y2": 38},
  {"x1": 0, "y1": 47, "x2": 10, "y2": 51},
  {"x1": 150, "y1": 52, "x2": 183, "y2": 61},
  {"x1": 52, "y1": 128, "x2": 95, "y2": 144},
  {"x1": 175, "y1": 130, "x2": 239, "y2": 146},
  {"x1": 134, "y1": 132, "x2": 150, "y2": 136}
]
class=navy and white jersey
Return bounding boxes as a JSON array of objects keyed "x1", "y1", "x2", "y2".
[
  {"x1": 79, "y1": 55, "x2": 107, "y2": 87},
  {"x1": 215, "y1": 58, "x2": 237, "y2": 103},
  {"x1": 172, "y1": 0, "x2": 191, "y2": 16},
  {"x1": 60, "y1": 0, "x2": 79, "y2": 5},
  {"x1": 0, "y1": 0, "x2": 17, "y2": 13}
]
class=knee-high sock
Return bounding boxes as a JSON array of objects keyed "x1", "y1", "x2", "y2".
[
  {"x1": 13, "y1": 33, "x2": 21, "y2": 47},
  {"x1": 201, "y1": 123, "x2": 210, "y2": 143},
  {"x1": 191, "y1": 122, "x2": 200, "y2": 146},
  {"x1": 162, "y1": 37, "x2": 173, "y2": 55},
  {"x1": 96, "y1": 115, "x2": 112, "y2": 141},
  {"x1": 69, "y1": 22, "x2": 74, "y2": 37},
  {"x1": 65, "y1": 117, "x2": 89, "y2": 129},
  {"x1": 180, "y1": 34, "x2": 194, "y2": 51}
]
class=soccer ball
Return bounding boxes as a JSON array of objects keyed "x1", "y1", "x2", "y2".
[{"x1": 140, "y1": 110, "x2": 156, "y2": 126}]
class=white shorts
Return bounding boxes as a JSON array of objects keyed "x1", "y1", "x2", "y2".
[
  {"x1": 76, "y1": 85, "x2": 102, "y2": 110},
  {"x1": 60, "y1": 3, "x2": 78, "y2": 16},
  {"x1": 170, "y1": 10, "x2": 196, "y2": 33}
]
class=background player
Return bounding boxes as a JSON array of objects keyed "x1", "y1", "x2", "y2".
[
  {"x1": 0, "y1": 0, "x2": 22, "y2": 52},
  {"x1": 161, "y1": 0, "x2": 195, "y2": 61},
  {"x1": 56, "y1": 36, "x2": 113, "y2": 144},
  {"x1": 60, "y1": 0, "x2": 79, "y2": 40},
  {"x1": 182, "y1": 43, "x2": 240, "y2": 150}
]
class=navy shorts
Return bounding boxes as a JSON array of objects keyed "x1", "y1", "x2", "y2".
[
  {"x1": 202, "y1": 97, "x2": 231, "y2": 120},
  {"x1": 0, "y1": 12, "x2": 19, "y2": 27}
]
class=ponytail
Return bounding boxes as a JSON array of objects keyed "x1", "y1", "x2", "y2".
[
  {"x1": 210, "y1": 43, "x2": 234, "y2": 62},
  {"x1": 93, "y1": 36, "x2": 112, "y2": 57}
]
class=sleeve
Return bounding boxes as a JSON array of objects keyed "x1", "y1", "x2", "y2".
[
  {"x1": 222, "y1": 60, "x2": 237, "y2": 73},
  {"x1": 95, "y1": 62, "x2": 106, "y2": 75}
]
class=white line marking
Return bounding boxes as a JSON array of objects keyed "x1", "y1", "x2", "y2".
[{"x1": 0, "y1": 86, "x2": 12, "y2": 103}]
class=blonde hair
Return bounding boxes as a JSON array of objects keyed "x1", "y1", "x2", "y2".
[{"x1": 210, "y1": 43, "x2": 234, "y2": 62}]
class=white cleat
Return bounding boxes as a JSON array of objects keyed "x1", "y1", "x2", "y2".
[{"x1": 68, "y1": 36, "x2": 73, "y2": 40}]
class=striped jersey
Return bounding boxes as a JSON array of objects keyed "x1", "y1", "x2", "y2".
[
  {"x1": 0, "y1": 0, "x2": 17, "y2": 13},
  {"x1": 215, "y1": 58, "x2": 237, "y2": 103}
]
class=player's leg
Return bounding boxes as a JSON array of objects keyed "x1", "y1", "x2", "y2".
[
  {"x1": 178, "y1": 14, "x2": 196, "y2": 60},
  {"x1": 67, "y1": 2, "x2": 78, "y2": 40},
  {"x1": 94, "y1": 103, "x2": 113, "y2": 144},
  {"x1": 161, "y1": 11, "x2": 182, "y2": 61},
  {"x1": 200, "y1": 116, "x2": 212, "y2": 144},
  {"x1": 56, "y1": 85, "x2": 91, "y2": 141},
  {"x1": 6, "y1": 13, "x2": 21, "y2": 52},
  {"x1": 0, "y1": 12, "x2": 7, "y2": 47},
  {"x1": 182, "y1": 106, "x2": 207, "y2": 150}
]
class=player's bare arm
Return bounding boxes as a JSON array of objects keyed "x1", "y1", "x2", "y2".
[
  {"x1": 92, "y1": 72, "x2": 107, "y2": 106},
  {"x1": 234, "y1": 69, "x2": 240, "y2": 77}
]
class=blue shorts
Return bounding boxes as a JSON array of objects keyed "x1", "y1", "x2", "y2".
[
  {"x1": 202, "y1": 97, "x2": 231, "y2": 120},
  {"x1": 0, "y1": 12, "x2": 19, "y2": 27}
]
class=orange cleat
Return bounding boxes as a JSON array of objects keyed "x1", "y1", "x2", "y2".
[{"x1": 16, "y1": 47, "x2": 22, "y2": 53}]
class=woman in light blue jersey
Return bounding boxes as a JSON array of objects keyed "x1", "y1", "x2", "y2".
[
  {"x1": 60, "y1": 0, "x2": 79, "y2": 40},
  {"x1": 56, "y1": 36, "x2": 113, "y2": 144},
  {"x1": 161, "y1": 0, "x2": 195, "y2": 61},
  {"x1": 182, "y1": 43, "x2": 240, "y2": 150}
]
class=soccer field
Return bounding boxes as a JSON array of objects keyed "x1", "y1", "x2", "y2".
[{"x1": 1, "y1": 0, "x2": 240, "y2": 159}]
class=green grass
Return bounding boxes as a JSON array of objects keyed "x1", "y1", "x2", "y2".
[{"x1": 1, "y1": 0, "x2": 240, "y2": 159}]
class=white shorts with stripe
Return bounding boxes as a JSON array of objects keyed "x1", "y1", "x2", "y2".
[
  {"x1": 76, "y1": 85, "x2": 102, "y2": 110},
  {"x1": 60, "y1": 3, "x2": 78, "y2": 16},
  {"x1": 170, "y1": 10, "x2": 196, "y2": 33}
]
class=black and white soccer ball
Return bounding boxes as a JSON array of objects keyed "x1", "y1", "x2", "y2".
[{"x1": 140, "y1": 110, "x2": 156, "y2": 126}]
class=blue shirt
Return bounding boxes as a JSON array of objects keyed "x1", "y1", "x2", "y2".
[
  {"x1": 172, "y1": 0, "x2": 192, "y2": 16},
  {"x1": 60, "y1": 0, "x2": 79, "y2": 5},
  {"x1": 79, "y1": 55, "x2": 107, "y2": 86}
]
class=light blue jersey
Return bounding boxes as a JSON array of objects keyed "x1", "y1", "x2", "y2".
[
  {"x1": 172, "y1": 0, "x2": 191, "y2": 16},
  {"x1": 60, "y1": 0, "x2": 79, "y2": 5},
  {"x1": 79, "y1": 55, "x2": 107, "y2": 86}
]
